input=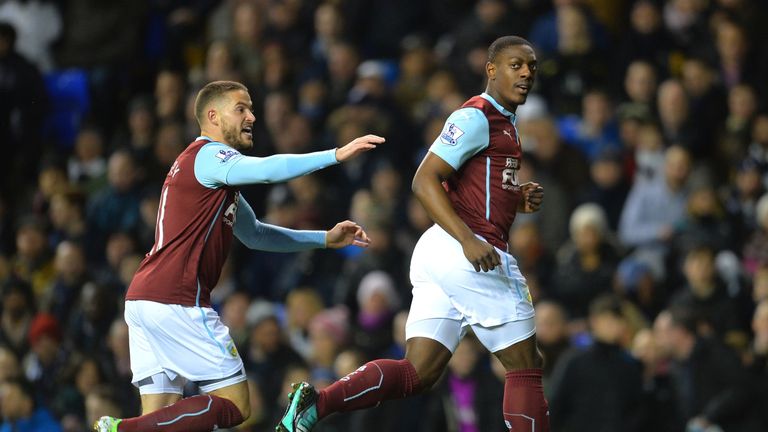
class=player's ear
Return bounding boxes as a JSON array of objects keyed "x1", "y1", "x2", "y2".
[
  {"x1": 486, "y1": 61, "x2": 496, "y2": 81},
  {"x1": 207, "y1": 108, "x2": 219, "y2": 126}
]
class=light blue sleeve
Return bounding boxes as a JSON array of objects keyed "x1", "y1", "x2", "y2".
[
  {"x1": 194, "y1": 142, "x2": 338, "y2": 189},
  {"x1": 428, "y1": 107, "x2": 490, "y2": 170},
  {"x1": 233, "y1": 194, "x2": 326, "y2": 252}
]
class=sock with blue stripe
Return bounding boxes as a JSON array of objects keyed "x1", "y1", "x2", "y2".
[{"x1": 118, "y1": 394, "x2": 243, "y2": 432}]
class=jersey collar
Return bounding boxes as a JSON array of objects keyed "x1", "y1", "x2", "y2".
[{"x1": 480, "y1": 93, "x2": 517, "y2": 125}]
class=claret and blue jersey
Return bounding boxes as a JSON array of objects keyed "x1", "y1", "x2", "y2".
[
  {"x1": 127, "y1": 136, "x2": 339, "y2": 308},
  {"x1": 430, "y1": 93, "x2": 524, "y2": 251}
]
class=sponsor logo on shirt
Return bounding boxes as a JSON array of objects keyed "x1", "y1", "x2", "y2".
[
  {"x1": 439, "y1": 122, "x2": 464, "y2": 146},
  {"x1": 215, "y1": 149, "x2": 240, "y2": 163}
]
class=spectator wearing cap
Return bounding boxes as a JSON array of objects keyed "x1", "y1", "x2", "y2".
[
  {"x1": 352, "y1": 270, "x2": 401, "y2": 359},
  {"x1": 244, "y1": 300, "x2": 304, "y2": 421},
  {"x1": 22, "y1": 313, "x2": 68, "y2": 408},
  {"x1": 552, "y1": 203, "x2": 621, "y2": 321},
  {"x1": 615, "y1": 258, "x2": 663, "y2": 320}
]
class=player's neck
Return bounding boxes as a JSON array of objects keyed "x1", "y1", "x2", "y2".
[
  {"x1": 199, "y1": 129, "x2": 227, "y2": 145},
  {"x1": 484, "y1": 88, "x2": 517, "y2": 114}
]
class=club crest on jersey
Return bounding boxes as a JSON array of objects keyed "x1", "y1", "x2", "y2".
[
  {"x1": 225, "y1": 340, "x2": 238, "y2": 358},
  {"x1": 439, "y1": 122, "x2": 464, "y2": 146},
  {"x1": 215, "y1": 149, "x2": 240, "y2": 163}
]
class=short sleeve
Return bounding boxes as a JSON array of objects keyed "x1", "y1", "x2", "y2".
[
  {"x1": 429, "y1": 107, "x2": 490, "y2": 170},
  {"x1": 194, "y1": 142, "x2": 244, "y2": 189}
]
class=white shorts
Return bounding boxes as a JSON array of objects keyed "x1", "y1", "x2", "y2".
[
  {"x1": 124, "y1": 300, "x2": 245, "y2": 395},
  {"x1": 406, "y1": 225, "x2": 536, "y2": 353}
]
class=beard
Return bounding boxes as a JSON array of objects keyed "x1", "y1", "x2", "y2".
[{"x1": 221, "y1": 119, "x2": 252, "y2": 151}]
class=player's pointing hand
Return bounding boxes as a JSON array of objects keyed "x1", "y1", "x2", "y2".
[
  {"x1": 335, "y1": 134, "x2": 385, "y2": 162},
  {"x1": 325, "y1": 220, "x2": 371, "y2": 249}
]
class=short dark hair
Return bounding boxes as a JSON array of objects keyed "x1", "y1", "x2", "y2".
[
  {"x1": 488, "y1": 36, "x2": 533, "y2": 62},
  {"x1": 194, "y1": 81, "x2": 249, "y2": 125}
]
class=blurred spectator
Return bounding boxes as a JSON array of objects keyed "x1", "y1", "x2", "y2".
[
  {"x1": 615, "y1": 257, "x2": 665, "y2": 320},
  {"x1": 747, "y1": 114, "x2": 768, "y2": 186},
  {"x1": 743, "y1": 193, "x2": 768, "y2": 275},
  {"x1": 528, "y1": 0, "x2": 609, "y2": 56},
  {"x1": 653, "y1": 306, "x2": 759, "y2": 431},
  {"x1": 422, "y1": 335, "x2": 505, "y2": 432},
  {"x1": 44, "y1": 241, "x2": 89, "y2": 326},
  {"x1": 23, "y1": 313, "x2": 67, "y2": 407},
  {"x1": 85, "y1": 151, "x2": 142, "y2": 260},
  {"x1": 47, "y1": 191, "x2": 87, "y2": 248},
  {"x1": 351, "y1": 270, "x2": 400, "y2": 359},
  {"x1": 671, "y1": 185, "x2": 736, "y2": 258},
  {"x1": 244, "y1": 302, "x2": 304, "y2": 421},
  {"x1": 285, "y1": 287, "x2": 325, "y2": 360},
  {"x1": 670, "y1": 245, "x2": 747, "y2": 346},
  {"x1": 51, "y1": 354, "x2": 105, "y2": 431},
  {"x1": 11, "y1": 218, "x2": 54, "y2": 299},
  {"x1": 83, "y1": 385, "x2": 122, "y2": 431},
  {"x1": 745, "y1": 299, "x2": 768, "y2": 429},
  {"x1": 619, "y1": 145, "x2": 691, "y2": 277},
  {"x1": 523, "y1": 115, "x2": 590, "y2": 204},
  {"x1": 0, "y1": 377, "x2": 61, "y2": 432},
  {"x1": 65, "y1": 282, "x2": 117, "y2": 354},
  {"x1": 154, "y1": 69, "x2": 186, "y2": 123},
  {"x1": 0, "y1": 345, "x2": 21, "y2": 382},
  {"x1": 67, "y1": 127, "x2": 107, "y2": 194},
  {"x1": 553, "y1": 203, "x2": 621, "y2": 320},
  {"x1": 620, "y1": 60, "x2": 658, "y2": 118},
  {"x1": 633, "y1": 121, "x2": 666, "y2": 184},
  {"x1": 0, "y1": 279, "x2": 35, "y2": 357},
  {"x1": 30, "y1": 164, "x2": 69, "y2": 220},
  {"x1": 681, "y1": 57, "x2": 727, "y2": 161},
  {"x1": 716, "y1": 84, "x2": 758, "y2": 176},
  {"x1": 536, "y1": 4, "x2": 610, "y2": 115},
  {"x1": 656, "y1": 79, "x2": 706, "y2": 159},
  {"x1": 617, "y1": 0, "x2": 671, "y2": 72},
  {"x1": 509, "y1": 220, "x2": 557, "y2": 299},
  {"x1": 0, "y1": 21, "x2": 47, "y2": 203},
  {"x1": 533, "y1": 300, "x2": 571, "y2": 383},
  {"x1": 579, "y1": 149, "x2": 630, "y2": 231},
  {"x1": 220, "y1": 291, "x2": 251, "y2": 353},
  {"x1": 714, "y1": 20, "x2": 754, "y2": 90},
  {"x1": 227, "y1": 0, "x2": 267, "y2": 75},
  {"x1": 558, "y1": 89, "x2": 622, "y2": 162},
  {"x1": 549, "y1": 294, "x2": 645, "y2": 432}
]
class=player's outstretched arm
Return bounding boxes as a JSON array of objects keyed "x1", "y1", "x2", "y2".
[
  {"x1": 334, "y1": 134, "x2": 385, "y2": 162},
  {"x1": 325, "y1": 220, "x2": 370, "y2": 249}
]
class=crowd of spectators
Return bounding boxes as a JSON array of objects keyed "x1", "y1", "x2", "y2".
[{"x1": 1, "y1": 0, "x2": 768, "y2": 431}]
